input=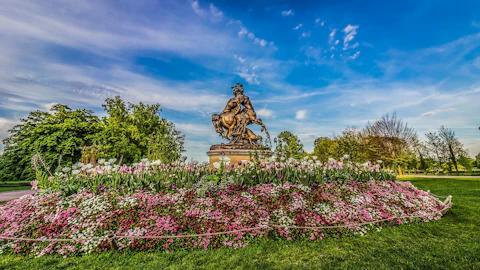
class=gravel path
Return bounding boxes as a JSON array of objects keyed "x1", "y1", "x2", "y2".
[
  {"x1": 0, "y1": 190, "x2": 37, "y2": 202},
  {"x1": 400, "y1": 175, "x2": 480, "y2": 178}
]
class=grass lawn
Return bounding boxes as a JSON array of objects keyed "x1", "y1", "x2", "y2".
[
  {"x1": 1, "y1": 177, "x2": 479, "y2": 269},
  {"x1": 0, "y1": 186, "x2": 31, "y2": 193}
]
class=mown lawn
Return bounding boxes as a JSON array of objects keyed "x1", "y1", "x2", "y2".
[
  {"x1": 0, "y1": 186, "x2": 31, "y2": 193},
  {"x1": 1, "y1": 177, "x2": 479, "y2": 270}
]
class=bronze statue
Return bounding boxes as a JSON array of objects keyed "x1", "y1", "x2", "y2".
[{"x1": 211, "y1": 83, "x2": 269, "y2": 149}]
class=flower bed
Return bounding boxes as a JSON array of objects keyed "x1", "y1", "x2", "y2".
[
  {"x1": 0, "y1": 180, "x2": 445, "y2": 257},
  {"x1": 38, "y1": 157, "x2": 395, "y2": 195}
]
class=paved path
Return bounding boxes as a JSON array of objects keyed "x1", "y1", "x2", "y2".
[
  {"x1": 0, "y1": 190, "x2": 37, "y2": 202},
  {"x1": 399, "y1": 175, "x2": 480, "y2": 179}
]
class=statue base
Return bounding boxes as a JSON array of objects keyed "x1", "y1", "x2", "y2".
[{"x1": 207, "y1": 145, "x2": 271, "y2": 168}]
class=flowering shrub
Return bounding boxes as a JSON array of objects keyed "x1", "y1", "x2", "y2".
[
  {"x1": 0, "y1": 180, "x2": 445, "y2": 256},
  {"x1": 39, "y1": 157, "x2": 395, "y2": 195}
]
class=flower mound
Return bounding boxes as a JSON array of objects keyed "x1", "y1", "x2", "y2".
[{"x1": 0, "y1": 181, "x2": 445, "y2": 256}]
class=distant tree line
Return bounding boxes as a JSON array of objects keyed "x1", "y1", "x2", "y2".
[
  {"x1": 0, "y1": 96, "x2": 185, "y2": 181},
  {"x1": 273, "y1": 113, "x2": 476, "y2": 174}
]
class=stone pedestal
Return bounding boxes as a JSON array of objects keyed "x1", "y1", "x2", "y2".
[{"x1": 207, "y1": 147, "x2": 270, "y2": 168}]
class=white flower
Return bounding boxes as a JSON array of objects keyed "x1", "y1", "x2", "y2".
[
  {"x1": 312, "y1": 156, "x2": 318, "y2": 160},
  {"x1": 343, "y1": 154, "x2": 350, "y2": 159},
  {"x1": 132, "y1": 163, "x2": 139, "y2": 167},
  {"x1": 85, "y1": 164, "x2": 93, "y2": 169},
  {"x1": 108, "y1": 158, "x2": 117, "y2": 164},
  {"x1": 328, "y1": 158, "x2": 336, "y2": 162},
  {"x1": 141, "y1": 158, "x2": 148, "y2": 163},
  {"x1": 377, "y1": 160, "x2": 383, "y2": 164},
  {"x1": 72, "y1": 170, "x2": 81, "y2": 175},
  {"x1": 98, "y1": 159, "x2": 106, "y2": 165},
  {"x1": 104, "y1": 162, "x2": 110, "y2": 166},
  {"x1": 213, "y1": 162, "x2": 221, "y2": 169},
  {"x1": 62, "y1": 167, "x2": 71, "y2": 172}
]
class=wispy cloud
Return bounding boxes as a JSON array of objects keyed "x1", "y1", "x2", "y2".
[
  {"x1": 293, "y1": 24, "x2": 303, "y2": 30},
  {"x1": 342, "y1": 24, "x2": 359, "y2": 50},
  {"x1": 315, "y1": 18, "x2": 324, "y2": 26},
  {"x1": 420, "y1": 108, "x2": 456, "y2": 117},
  {"x1": 301, "y1": 31, "x2": 311, "y2": 38},
  {"x1": 282, "y1": 10, "x2": 294, "y2": 16}
]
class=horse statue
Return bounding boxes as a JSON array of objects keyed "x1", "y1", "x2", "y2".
[{"x1": 211, "y1": 83, "x2": 269, "y2": 146}]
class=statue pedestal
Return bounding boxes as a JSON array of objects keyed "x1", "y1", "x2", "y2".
[{"x1": 206, "y1": 148, "x2": 270, "y2": 168}]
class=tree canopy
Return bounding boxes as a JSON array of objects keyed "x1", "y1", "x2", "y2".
[
  {"x1": 0, "y1": 96, "x2": 184, "y2": 181},
  {"x1": 274, "y1": 131, "x2": 306, "y2": 161}
]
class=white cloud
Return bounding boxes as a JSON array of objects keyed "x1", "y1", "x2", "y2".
[
  {"x1": 301, "y1": 32, "x2": 311, "y2": 38},
  {"x1": 191, "y1": 1, "x2": 205, "y2": 16},
  {"x1": 0, "y1": 117, "x2": 19, "y2": 152},
  {"x1": 350, "y1": 51, "x2": 360, "y2": 60},
  {"x1": 329, "y1": 29, "x2": 337, "y2": 45},
  {"x1": 209, "y1": 3, "x2": 223, "y2": 21},
  {"x1": 281, "y1": 10, "x2": 294, "y2": 16},
  {"x1": 42, "y1": 102, "x2": 58, "y2": 111},
  {"x1": 315, "y1": 18, "x2": 324, "y2": 26},
  {"x1": 234, "y1": 54, "x2": 246, "y2": 63},
  {"x1": 420, "y1": 108, "x2": 456, "y2": 117},
  {"x1": 257, "y1": 109, "x2": 274, "y2": 118},
  {"x1": 293, "y1": 24, "x2": 303, "y2": 30},
  {"x1": 236, "y1": 24, "x2": 276, "y2": 49},
  {"x1": 296, "y1": 110, "x2": 307, "y2": 120},
  {"x1": 342, "y1": 24, "x2": 359, "y2": 50}
]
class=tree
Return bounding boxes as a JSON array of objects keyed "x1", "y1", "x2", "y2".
[
  {"x1": 274, "y1": 131, "x2": 306, "y2": 161},
  {"x1": 458, "y1": 156, "x2": 474, "y2": 173},
  {"x1": 476, "y1": 152, "x2": 480, "y2": 168},
  {"x1": 0, "y1": 104, "x2": 100, "y2": 181},
  {"x1": 334, "y1": 127, "x2": 369, "y2": 163},
  {"x1": 94, "y1": 96, "x2": 185, "y2": 164},
  {"x1": 438, "y1": 126, "x2": 467, "y2": 172},
  {"x1": 363, "y1": 113, "x2": 418, "y2": 169},
  {"x1": 424, "y1": 126, "x2": 468, "y2": 173},
  {"x1": 313, "y1": 137, "x2": 339, "y2": 163},
  {"x1": 425, "y1": 132, "x2": 449, "y2": 171}
]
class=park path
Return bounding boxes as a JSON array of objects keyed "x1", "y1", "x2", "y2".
[
  {"x1": 0, "y1": 190, "x2": 37, "y2": 202},
  {"x1": 400, "y1": 175, "x2": 480, "y2": 179}
]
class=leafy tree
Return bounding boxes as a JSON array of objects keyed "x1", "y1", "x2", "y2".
[
  {"x1": 335, "y1": 127, "x2": 372, "y2": 164},
  {"x1": 425, "y1": 132, "x2": 449, "y2": 170},
  {"x1": 0, "y1": 104, "x2": 100, "y2": 181},
  {"x1": 438, "y1": 126, "x2": 467, "y2": 172},
  {"x1": 476, "y1": 152, "x2": 480, "y2": 168},
  {"x1": 458, "y1": 156, "x2": 474, "y2": 172},
  {"x1": 274, "y1": 131, "x2": 306, "y2": 161},
  {"x1": 313, "y1": 137, "x2": 339, "y2": 162},
  {"x1": 94, "y1": 96, "x2": 185, "y2": 164},
  {"x1": 363, "y1": 113, "x2": 418, "y2": 169}
]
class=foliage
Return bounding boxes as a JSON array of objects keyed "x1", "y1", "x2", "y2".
[
  {"x1": 94, "y1": 96, "x2": 185, "y2": 164},
  {"x1": 0, "y1": 179, "x2": 445, "y2": 256},
  {"x1": 363, "y1": 113, "x2": 418, "y2": 168},
  {"x1": 424, "y1": 126, "x2": 468, "y2": 172},
  {"x1": 0, "y1": 97, "x2": 185, "y2": 182},
  {"x1": 457, "y1": 156, "x2": 475, "y2": 172},
  {"x1": 38, "y1": 157, "x2": 395, "y2": 196},
  {"x1": 312, "y1": 137, "x2": 339, "y2": 163},
  {"x1": 0, "y1": 105, "x2": 100, "y2": 182},
  {"x1": 273, "y1": 131, "x2": 306, "y2": 161}
]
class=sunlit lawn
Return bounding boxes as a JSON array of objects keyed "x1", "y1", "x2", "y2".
[{"x1": 1, "y1": 177, "x2": 479, "y2": 269}]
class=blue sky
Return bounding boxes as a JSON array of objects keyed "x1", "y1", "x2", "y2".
[{"x1": 0, "y1": 0, "x2": 479, "y2": 161}]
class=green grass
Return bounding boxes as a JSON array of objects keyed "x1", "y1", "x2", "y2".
[
  {"x1": 0, "y1": 186, "x2": 31, "y2": 193},
  {"x1": 1, "y1": 177, "x2": 479, "y2": 269}
]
